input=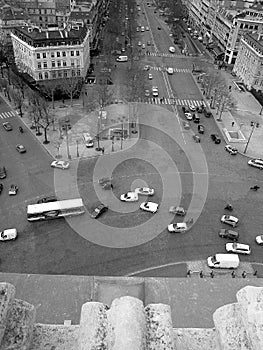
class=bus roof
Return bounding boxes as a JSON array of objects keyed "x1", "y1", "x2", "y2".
[{"x1": 27, "y1": 198, "x2": 84, "y2": 214}]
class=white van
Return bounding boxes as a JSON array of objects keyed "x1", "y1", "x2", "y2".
[
  {"x1": 116, "y1": 55, "x2": 128, "y2": 62},
  {"x1": 207, "y1": 253, "x2": 239, "y2": 269},
  {"x1": 83, "y1": 133, "x2": 94, "y2": 148},
  {"x1": 0, "y1": 228, "x2": 17, "y2": 241}
]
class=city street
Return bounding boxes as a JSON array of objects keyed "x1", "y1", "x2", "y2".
[{"x1": 0, "y1": 1, "x2": 262, "y2": 278}]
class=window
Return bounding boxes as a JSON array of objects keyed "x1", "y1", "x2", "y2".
[
  {"x1": 76, "y1": 50, "x2": 80, "y2": 56},
  {"x1": 38, "y1": 62, "x2": 41, "y2": 69},
  {"x1": 52, "y1": 72, "x2": 56, "y2": 79},
  {"x1": 63, "y1": 61, "x2": 67, "y2": 67},
  {"x1": 52, "y1": 61, "x2": 55, "y2": 68},
  {"x1": 71, "y1": 51, "x2": 74, "y2": 56},
  {"x1": 51, "y1": 52, "x2": 54, "y2": 58},
  {"x1": 72, "y1": 70, "x2": 76, "y2": 76},
  {"x1": 57, "y1": 52, "x2": 60, "y2": 57},
  {"x1": 71, "y1": 60, "x2": 75, "y2": 67},
  {"x1": 43, "y1": 62, "x2": 47, "y2": 69},
  {"x1": 77, "y1": 70, "x2": 80, "y2": 76},
  {"x1": 39, "y1": 73, "x2": 43, "y2": 80},
  {"x1": 42, "y1": 52, "x2": 46, "y2": 58},
  {"x1": 39, "y1": 16, "x2": 42, "y2": 21},
  {"x1": 58, "y1": 71, "x2": 62, "y2": 78},
  {"x1": 57, "y1": 60, "x2": 61, "y2": 67},
  {"x1": 64, "y1": 71, "x2": 67, "y2": 77},
  {"x1": 37, "y1": 53, "x2": 40, "y2": 59},
  {"x1": 62, "y1": 51, "x2": 66, "y2": 57},
  {"x1": 44, "y1": 72, "x2": 48, "y2": 79}
]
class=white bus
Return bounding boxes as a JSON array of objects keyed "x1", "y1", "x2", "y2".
[{"x1": 27, "y1": 198, "x2": 85, "y2": 222}]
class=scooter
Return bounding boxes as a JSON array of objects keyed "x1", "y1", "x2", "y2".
[
  {"x1": 250, "y1": 185, "x2": 260, "y2": 191},
  {"x1": 19, "y1": 126, "x2": 24, "y2": 133},
  {"x1": 224, "y1": 204, "x2": 233, "y2": 211}
]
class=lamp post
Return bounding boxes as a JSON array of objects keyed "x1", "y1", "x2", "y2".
[
  {"x1": 260, "y1": 105, "x2": 263, "y2": 116},
  {"x1": 76, "y1": 139, "x2": 79, "y2": 158},
  {"x1": 62, "y1": 122, "x2": 71, "y2": 160},
  {"x1": 111, "y1": 136, "x2": 115, "y2": 152},
  {"x1": 244, "y1": 121, "x2": 259, "y2": 154}
]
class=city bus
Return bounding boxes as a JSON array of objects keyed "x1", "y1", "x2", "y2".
[{"x1": 27, "y1": 198, "x2": 85, "y2": 221}]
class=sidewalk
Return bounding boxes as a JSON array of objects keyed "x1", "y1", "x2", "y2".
[{"x1": 194, "y1": 69, "x2": 263, "y2": 159}]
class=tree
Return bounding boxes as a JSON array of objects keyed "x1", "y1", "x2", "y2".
[
  {"x1": 39, "y1": 80, "x2": 61, "y2": 109},
  {"x1": 9, "y1": 88, "x2": 24, "y2": 117},
  {"x1": 60, "y1": 76, "x2": 83, "y2": 106}
]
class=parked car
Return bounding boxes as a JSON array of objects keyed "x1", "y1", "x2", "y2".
[
  {"x1": 169, "y1": 46, "x2": 175, "y2": 53},
  {"x1": 193, "y1": 134, "x2": 200, "y2": 143},
  {"x1": 143, "y1": 65, "x2": 150, "y2": 71},
  {"x1": 198, "y1": 125, "x2": 205, "y2": 134},
  {"x1": 204, "y1": 110, "x2": 212, "y2": 118},
  {"x1": 211, "y1": 134, "x2": 221, "y2": 144},
  {"x1": 37, "y1": 195, "x2": 57, "y2": 204},
  {"x1": 147, "y1": 41, "x2": 151, "y2": 46},
  {"x1": 183, "y1": 121, "x2": 190, "y2": 130},
  {"x1": 145, "y1": 89, "x2": 150, "y2": 97},
  {"x1": 0, "y1": 166, "x2": 7, "y2": 179},
  {"x1": 225, "y1": 242, "x2": 251, "y2": 255},
  {"x1": 0, "y1": 228, "x2": 17, "y2": 241},
  {"x1": 16, "y1": 144, "x2": 26, "y2": 153},
  {"x1": 184, "y1": 112, "x2": 192, "y2": 120},
  {"x1": 8, "y1": 184, "x2": 18, "y2": 196},
  {"x1": 138, "y1": 41, "x2": 142, "y2": 46},
  {"x1": 2, "y1": 122, "x2": 12, "y2": 131},
  {"x1": 167, "y1": 223, "x2": 187, "y2": 233},
  {"x1": 255, "y1": 235, "x2": 263, "y2": 245},
  {"x1": 221, "y1": 215, "x2": 239, "y2": 227},
  {"x1": 225, "y1": 145, "x2": 238, "y2": 155},
  {"x1": 90, "y1": 203, "x2": 108, "y2": 219},
  {"x1": 120, "y1": 192, "x2": 139, "y2": 202},
  {"x1": 193, "y1": 114, "x2": 200, "y2": 123},
  {"x1": 167, "y1": 67, "x2": 173, "y2": 75},
  {"x1": 146, "y1": 26, "x2": 149, "y2": 31},
  {"x1": 134, "y1": 187, "x2": 154, "y2": 196},
  {"x1": 248, "y1": 158, "x2": 263, "y2": 169},
  {"x1": 142, "y1": 44, "x2": 146, "y2": 49},
  {"x1": 189, "y1": 105, "x2": 196, "y2": 112},
  {"x1": 148, "y1": 73, "x2": 153, "y2": 80},
  {"x1": 218, "y1": 229, "x2": 239, "y2": 241},
  {"x1": 152, "y1": 86, "x2": 159, "y2": 97},
  {"x1": 51, "y1": 160, "x2": 70, "y2": 170},
  {"x1": 140, "y1": 202, "x2": 158, "y2": 213}
]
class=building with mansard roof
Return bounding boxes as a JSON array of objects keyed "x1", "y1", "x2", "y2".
[{"x1": 10, "y1": 23, "x2": 90, "y2": 82}]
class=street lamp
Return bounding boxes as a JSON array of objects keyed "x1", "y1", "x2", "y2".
[
  {"x1": 76, "y1": 139, "x2": 79, "y2": 158},
  {"x1": 244, "y1": 121, "x2": 260, "y2": 154},
  {"x1": 111, "y1": 136, "x2": 115, "y2": 152},
  {"x1": 62, "y1": 122, "x2": 71, "y2": 160}
]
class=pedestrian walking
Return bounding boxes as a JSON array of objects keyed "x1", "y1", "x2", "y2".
[
  {"x1": 242, "y1": 271, "x2": 247, "y2": 278},
  {"x1": 231, "y1": 271, "x2": 235, "y2": 278},
  {"x1": 199, "y1": 271, "x2": 204, "y2": 278},
  {"x1": 232, "y1": 121, "x2": 235, "y2": 127},
  {"x1": 101, "y1": 147, "x2": 105, "y2": 155}
]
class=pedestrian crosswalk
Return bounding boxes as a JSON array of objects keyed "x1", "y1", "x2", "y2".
[
  {"x1": 144, "y1": 52, "x2": 185, "y2": 58},
  {"x1": 150, "y1": 66, "x2": 191, "y2": 73},
  {"x1": 0, "y1": 111, "x2": 18, "y2": 119},
  {"x1": 137, "y1": 97, "x2": 206, "y2": 107}
]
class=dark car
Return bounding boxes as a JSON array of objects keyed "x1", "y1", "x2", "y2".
[
  {"x1": 0, "y1": 183, "x2": 3, "y2": 194},
  {"x1": 90, "y1": 203, "x2": 108, "y2": 219},
  {"x1": 157, "y1": 27, "x2": 161, "y2": 30},
  {"x1": 218, "y1": 229, "x2": 239, "y2": 241},
  {"x1": 182, "y1": 106, "x2": 189, "y2": 113},
  {"x1": 204, "y1": 110, "x2": 212, "y2": 118},
  {"x1": 198, "y1": 124, "x2": 205, "y2": 134},
  {"x1": 3, "y1": 122, "x2": 13, "y2": 131},
  {"x1": 193, "y1": 134, "x2": 200, "y2": 143},
  {"x1": 0, "y1": 167, "x2": 6, "y2": 179},
  {"x1": 37, "y1": 195, "x2": 57, "y2": 204},
  {"x1": 193, "y1": 114, "x2": 200, "y2": 123},
  {"x1": 211, "y1": 134, "x2": 221, "y2": 144}
]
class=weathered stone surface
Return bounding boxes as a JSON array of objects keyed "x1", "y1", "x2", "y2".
[
  {"x1": 107, "y1": 296, "x2": 146, "y2": 350},
  {"x1": 145, "y1": 303, "x2": 174, "y2": 349},
  {"x1": 1, "y1": 298, "x2": 36, "y2": 350},
  {"x1": 0, "y1": 283, "x2": 15, "y2": 345},
  {"x1": 78, "y1": 302, "x2": 112, "y2": 350},
  {"x1": 29, "y1": 324, "x2": 79, "y2": 350},
  {"x1": 237, "y1": 286, "x2": 263, "y2": 350},
  {"x1": 173, "y1": 328, "x2": 217, "y2": 350},
  {"x1": 213, "y1": 302, "x2": 251, "y2": 350}
]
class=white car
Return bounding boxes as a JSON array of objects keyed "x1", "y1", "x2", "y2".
[
  {"x1": 51, "y1": 160, "x2": 70, "y2": 170},
  {"x1": 138, "y1": 41, "x2": 142, "y2": 46},
  {"x1": 225, "y1": 242, "x2": 251, "y2": 255},
  {"x1": 142, "y1": 44, "x2": 146, "y2": 49},
  {"x1": 221, "y1": 215, "x2": 239, "y2": 227},
  {"x1": 167, "y1": 67, "x2": 173, "y2": 75},
  {"x1": 169, "y1": 46, "x2": 175, "y2": 53},
  {"x1": 168, "y1": 223, "x2": 187, "y2": 233},
  {"x1": 134, "y1": 187, "x2": 154, "y2": 196},
  {"x1": 146, "y1": 26, "x2": 149, "y2": 31},
  {"x1": 0, "y1": 228, "x2": 17, "y2": 241},
  {"x1": 148, "y1": 73, "x2": 153, "y2": 80},
  {"x1": 184, "y1": 112, "x2": 192, "y2": 120},
  {"x1": 255, "y1": 235, "x2": 263, "y2": 245},
  {"x1": 152, "y1": 87, "x2": 159, "y2": 97},
  {"x1": 248, "y1": 158, "x2": 263, "y2": 169},
  {"x1": 120, "y1": 192, "x2": 139, "y2": 202},
  {"x1": 225, "y1": 145, "x2": 238, "y2": 155},
  {"x1": 189, "y1": 105, "x2": 196, "y2": 112},
  {"x1": 143, "y1": 65, "x2": 150, "y2": 71},
  {"x1": 140, "y1": 202, "x2": 159, "y2": 213}
]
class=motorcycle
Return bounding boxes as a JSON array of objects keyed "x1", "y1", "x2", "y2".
[
  {"x1": 19, "y1": 127, "x2": 24, "y2": 133},
  {"x1": 250, "y1": 185, "x2": 260, "y2": 191},
  {"x1": 225, "y1": 204, "x2": 233, "y2": 211}
]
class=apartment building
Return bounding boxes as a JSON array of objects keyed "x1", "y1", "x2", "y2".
[
  {"x1": 184, "y1": 0, "x2": 263, "y2": 64},
  {"x1": 233, "y1": 32, "x2": 263, "y2": 92},
  {"x1": 11, "y1": 23, "x2": 90, "y2": 82}
]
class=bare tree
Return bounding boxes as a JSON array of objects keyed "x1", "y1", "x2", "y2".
[
  {"x1": 9, "y1": 88, "x2": 24, "y2": 117},
  {"x1": 60, "y1": 76, "x2": 83, "y2": 106},
  {"x1": 39, "y1": 80, "x2": 61, "y2": 109}
]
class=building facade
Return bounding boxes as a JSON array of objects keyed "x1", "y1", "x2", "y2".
[
  {"x1": 11, "y1": 24, "x2": 90, "y2": 82},
  {"x1": 233, "y1": 32, "x2": 263, "y2": 92}
]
